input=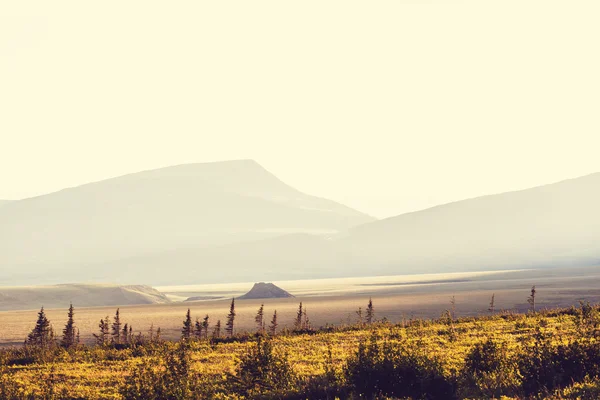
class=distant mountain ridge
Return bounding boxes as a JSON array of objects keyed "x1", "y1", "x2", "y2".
[
  {"x1": 91, "y1": 171, "x2": 600, "y2": 284},
  {"x1": 0, "y1": 160, "x2": 374, "y2": 285},
  {"x1": 0, "y1": 284, "x2": 171, "y2": 311}
]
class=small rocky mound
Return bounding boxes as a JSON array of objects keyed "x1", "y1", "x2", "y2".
[{"x1": 239, "y1": 282, "x2": 294, "y2": 300}]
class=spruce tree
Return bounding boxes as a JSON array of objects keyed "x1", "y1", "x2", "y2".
[
  {"x1": 61, "y1": 303, "x2": 76, "y2": 349},
  {"x1": 194, "y1": 318, "x2": 203, "y2": 339},
  {"x1": 366, "y1": 297, "x2": 374, "y2": 324},
  {"x1": 528, "y1": 286, "x2": 536, "y2": 312},
  {"x1": 111, "y1": 308, "x2": 122, "y2": 345},
  {"x1": 225, "y1": 298, "x2": 236, "y2": 337},
  {"x1": 294, "y1": 302, "x2": 303, "y2": 330},
  {"x1": 93, "y1": 316, "x2": 110, "y2": 345},
  {"x1": 182, "y1": 308, "x2": 193, "y2": 340},
  {"x1": 122, "y1": 324, "x2": 129, "y2": 345},
  {"x1": 213, "y1": 320, "x2": 221, "y2": 339},
  {"x1": 489, "y1": 293, "x2": 496, "y2": 313},
  {"x1": 255, "y1": 304, "x2": 265, "y2": 333},
  {"x1": 202, "y1": 315, "x2": 210, "y2": 340},
  {"x1": 303, "y1": 306, "x2": 310, "y2": 330},
  {"x1": 27, "y1": 307, "x2": 52, "y2": 347},
  {"x1": 269, "y1": 310, "x2": 278, "y2": 335}
]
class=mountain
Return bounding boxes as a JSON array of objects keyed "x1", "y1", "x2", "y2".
[
  {"x1": 95, "y1": 172, "x2": 600, "y2": 284},
  {"x1": 0, "y1": 284, "x2": 171, "y2": 311},
  {"x1": 239, "y1": 282, "x2": 294, "y2": 300},
  {"x1": 339, "y1": 172, "x2": 600, "y2": 273},
  {"x1": 0, "y1": 200, "x2": 12, "y2": 207},
  {"x1": 0, "y1": 160, "x2": 373, "y2": 285}
]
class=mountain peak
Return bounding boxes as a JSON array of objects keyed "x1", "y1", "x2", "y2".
[{"x1": 239, "y1": 282, "x2": 294, "y2": 299}]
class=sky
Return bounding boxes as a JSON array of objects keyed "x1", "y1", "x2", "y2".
[{"x1": 1, "y1": 1, "x2": 599, "y2": 219}]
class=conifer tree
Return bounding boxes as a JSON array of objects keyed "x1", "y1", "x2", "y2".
[
  {"x1": 356, "y1": 307, "x2": 363, "y2": 325},
  {"x1": 269, "y1": 310, "x2": 278, "y2": 335},
  {"x1": 366, "y1": 297, "x2": 374, "y2": 324},
  {"x1": 148, "y1": 323, "x2": 155, "y2": 342},
  {"x1": 489, "y1": 293, "x2": 496, "y2": 313},
  {"x1": 27, "y1": 307, "x2": 52, "y2": 347},
  {"x1": 303, "y1": 306, "x2": 310, "y2": 330},
  {"x1": 213, "y1": 320, "x2": 221, "y2": 339},
  {"x1": 76, "y1": 328, "x2": 80, "y2": 346},
  {"x1": 528, "y1": 286, "x2": 536, "y2": 312},
  {"x1": 129, "y1": 325, "x2": 133, "y2": 344},
  {"x1": 182, "y1": 308, "x2": 193, "y2": 340},
  {"x1": 294, "y1": 302, "x2": 303, "y2": 330},
  {"x1": 255, "y1": 304, "x2": 265, "y2": 333},
  {"x1": 93, "y1": 316, "x2": 110, "y2": 345},
  {"x1": 202, "y1": 315, "x2": 210, "y2": 340},
  {"x1": 156, "y1": 327, "x2": 162, "y2": 342},
  {"x1": 225, "y1": 298, "x2": 236, "y2": 337},
  {"x1": 195, "y1": 318, "x2": 203, "y2": 339},
  {"x1": 122, "y1": 324, "x2": 129, "y2": 345},
  {"x1": 60, "y1": 303, "x2": 76, "y2": 349},
  {"x1": 111, "y1": 308, "x2": 122, "y2": 345}
]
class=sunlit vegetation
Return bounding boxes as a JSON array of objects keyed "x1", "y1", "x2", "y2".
[{"x1": 2, "y1": 300, "x2": 600, "y2": 399}]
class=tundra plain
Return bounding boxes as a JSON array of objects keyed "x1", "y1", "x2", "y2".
[{"x1": 1, "y1": 265, "x2": 599, "y2": 347}]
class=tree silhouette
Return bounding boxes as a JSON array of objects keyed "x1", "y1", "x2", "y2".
[
  {"x1": 111, "y1": 309, "x2": 122, "y2": 345},
  {"x1": 213, "y1": 320, "x2": 221, "y2": 339},
  {"x1": 528, "y1": 286, "x2": 536, "y2": 312},
  {"x1": 294, "y1": 302, "x2": 303, "y2": 330},
  {"x1": 489, "y1": 293, "x2": 496, "y2": 313},
  {"x1": 182, "y1": 308, "x2": 193, "y2": 340},
  {"x1": 60, "y1": 303, "x2": 76, "y2": 349},
  {"x1": 255, "y1": 304, "x2": 265, "y2": 333},
  {"x1": 202, "y1": 315, "x2": 210, "y2": 340},
  {"x1": 93, "y1": 316, "x2": 110, "y2": 345},
  {"x1": 225, "y1": 298, "x2": 236, "y2": 337},
  {"x1": 269, "y1": 310, "x2": 278, "y2": 335},
  {"x1": 27, "y1": 307, "x2": 52, "y2": 347},
  {"x1": 366, "y1": 297, "x2": 375, "y2": 324}
]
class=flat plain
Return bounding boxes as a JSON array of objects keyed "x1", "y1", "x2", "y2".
[{"x1": 1, "y1": 266, "x2": 599, "y2": 347}]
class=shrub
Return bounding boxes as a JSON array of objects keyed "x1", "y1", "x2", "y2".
[
  {"x1": 461, "y1": 338, "x2": 520, "y2": 398},
  {"x1": 345, "y1": 333, "x2": 457, "y2": 399},
  {"x1": 230, "y1": 336, "x2": 296, "y2": 397}
]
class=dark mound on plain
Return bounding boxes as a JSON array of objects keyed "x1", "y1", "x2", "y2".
[{"x1": 239, "y1": 282, "x2": 294, "y2": 300}]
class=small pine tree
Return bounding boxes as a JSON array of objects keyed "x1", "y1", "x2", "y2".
[
  {"x1": 27, "y1": 307, "x2": 52, "y2": 347},
  {"x1": 356, "y1": 307, "x2": 363, "y2": 325},
  {"x1": 294, "y1": 302, "x2": 303, "y2": 330},
  {"x1": 213, "y1": 320, "x2": 221, "y2": 339},
  {"x1": 202, "y1": 315, "x2": 210, "y2": 340},
  {"x1": 148, "y1": 323, "x2": 154, "y2": 342},
  {"x1": 450, "y1": 296, "x2": 457, "y2": 320},
  {"x1": 269, "y1": 310, "x2": 278, "y2": 335},
  {"x1": 489, "y1": 293, "x2": 496, "y2": 313},
  {"x1": 122, "y1": 324, "x2": 129, "y2": 345},
  {"x1": 111, "y1": 309, "x2": 122, "y2": 345},
  {"x1": 528, "y1": 286, "x2": 536, "y2": 312},
  {"x1": 194, "y1": 318, "x2": 202, "y2": 339},
  {"x1": 255, "y1": 304, "x2": 265, "y2": 333},
  {"x1": 225, "y1": 298, "x2": 236, "y2": 337},
  {"x1": 60, "y1": 303, "x2": 76, "y2": 349},
  {"x1": 303, "y1": 307, "x2": 310, "y2": 330},
  {"x1": 155, "y1": 327, "x2": 162, "y2": 342},
  {"x1": 182, "y1": 309, "x2": 193, "y2": 340},
  {"x1": 366, "y1": 297, "x2": 374, "y2": 324},
  {"x1": 76, "y1": 328, "x2": 80, "y2": 345},
  {"x1": 93, "y1": 316, "x2": 110, "y2": 345}
]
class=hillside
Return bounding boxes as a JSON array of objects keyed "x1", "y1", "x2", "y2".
[
  {"x1": 0, "y1": 160, "x2": 373, "y2": 285},
  {"x1": 96, "y1": 172, "x2": 600, "y2": 284},
  {"x1": 0, "y1": 200, "x2": 11, "y2": 207},
  {"x1": 0, "y1": 284, "x2": 171, "y2": 311}
]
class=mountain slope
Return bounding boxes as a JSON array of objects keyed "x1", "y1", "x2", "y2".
[
  {"x1": 0, "y1": 284, "x2": 171, "y2": 311},
  {"x1": 95, "y1": 172, "x2": 600, "y2": 284},
  {"x1": 0, "y1": 200, "x2": 12, "y2": 207},
  {"x1": 0, "y1": 160, "x2": 373, "y2": 284}
]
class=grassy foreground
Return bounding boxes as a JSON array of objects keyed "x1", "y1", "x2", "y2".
[{"x1": 2, "y1": 305, "x2": 600, "y2": 399}]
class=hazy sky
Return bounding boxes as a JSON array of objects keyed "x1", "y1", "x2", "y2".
[{"x1": 1, "y1": 1, "x2": 599, "y2": 218}]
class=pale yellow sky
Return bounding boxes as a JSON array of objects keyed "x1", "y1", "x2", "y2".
[{"x1": 1, "y1": 1, "x2": 599, "y2": 218}]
